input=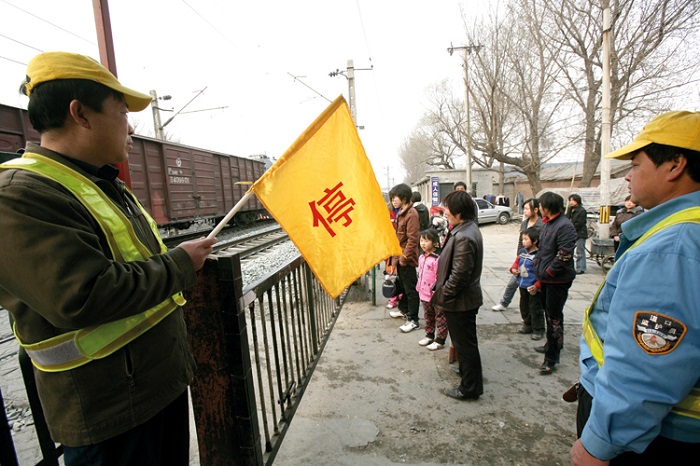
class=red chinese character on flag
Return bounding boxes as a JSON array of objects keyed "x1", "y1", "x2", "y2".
[{"x1": 309, "y1": 182, "x2": 356, "y2": 237}]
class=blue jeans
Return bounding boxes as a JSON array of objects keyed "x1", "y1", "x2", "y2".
[
  {"x1": 500, "y1": 274, "x2": 518, "y2": 307},
  {"x1": 575, "y1": 237, "x2": 587, "y2": 272}
]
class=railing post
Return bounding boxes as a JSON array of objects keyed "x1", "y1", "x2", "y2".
[
  {"x1": 0, "y1": 387, "x2": 19, "y2": 466},
  {"x1": 184, "y1": 255, "x2": 263, "y2": 466},
  {"x1": 304, "y1": 265, "x2": 319, "y2": 355},
  {"x1": 17, "y1": 349, "x2": 61, "y2": 465}
]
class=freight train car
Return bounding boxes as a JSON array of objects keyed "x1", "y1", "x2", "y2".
[{"x1": 0, "y1": 102, "x2": 266, "y2": 231}]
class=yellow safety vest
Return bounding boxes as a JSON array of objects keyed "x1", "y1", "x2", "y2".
[
  {"x1": 0, "y1": 152, "x2": 185, "y2": 372},
  {"x1": 583, "y1": 207, "x2": 700, "y2": 419}
]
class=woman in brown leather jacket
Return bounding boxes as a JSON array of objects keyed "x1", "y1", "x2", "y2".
[{"x1": 430, "y1": 190, "x2": 484, "y2": 400}]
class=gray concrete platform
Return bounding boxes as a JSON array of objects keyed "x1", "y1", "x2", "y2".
[{"x1": 274, "y1": 221, "x2": 605, "y2": 466}]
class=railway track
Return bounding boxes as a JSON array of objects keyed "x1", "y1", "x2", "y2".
[
  {"x1": 162, "y1": 219, "x2": 278, "y2": 250},
  {"x1": 210, "y1": 227, "x2": 289, "y2": 259}
]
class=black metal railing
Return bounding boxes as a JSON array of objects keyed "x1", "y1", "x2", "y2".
[
  {"x1": 1, "y1": 314, "x2": 62, "y2": 466},
  {"x1": 1, "y1": 251, "x2": 347, "y2": 466},
  {"x1": 184, "y1": 252, "x2": 347, "y2": 466}
]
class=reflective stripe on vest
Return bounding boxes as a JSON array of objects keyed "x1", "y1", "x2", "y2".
[
  {"x1": 0, "y1": 153, "x2": 185, "y2": 372},
  {"x1": 582, "y1": 207, "x2": 700, "y2": 419}
]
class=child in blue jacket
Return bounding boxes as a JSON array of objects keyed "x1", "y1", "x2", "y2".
[{"x1": 509, "y1": 227, "x2": 545, "y2": 340}]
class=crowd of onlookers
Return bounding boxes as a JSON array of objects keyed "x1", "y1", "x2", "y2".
[{"x1": 383, "y1": 183, "x2": 644, "y2": 397}]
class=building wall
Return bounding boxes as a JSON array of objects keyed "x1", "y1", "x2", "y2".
[
  {"x1": 413, "y1": 166, "x2": 630, "y2": 209},
  {"x1": 414, "y1": 169, "x2": 511, "y2": 206},
  {"x1": 512, "y1": 176, "x2": 609, "y2": 200}
]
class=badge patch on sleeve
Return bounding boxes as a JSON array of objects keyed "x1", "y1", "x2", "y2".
[{"x1": 634, "y1": 311, "x2": 686, "y2": 355}]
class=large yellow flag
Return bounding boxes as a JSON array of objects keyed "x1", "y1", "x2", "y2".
[{"x1": 251, "y1": 95, "x2": 402, "y2": 298}]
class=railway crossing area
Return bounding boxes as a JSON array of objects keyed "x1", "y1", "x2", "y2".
[{"x1": 2, "y1": 221, "x2": 607, "y2": 465}]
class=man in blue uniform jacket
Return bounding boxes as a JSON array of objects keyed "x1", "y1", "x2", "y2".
[{"x1": 571, "y1": 111, "x2": 700, "y2": 465}]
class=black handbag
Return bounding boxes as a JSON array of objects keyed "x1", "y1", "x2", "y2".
[{"x1": 382, "y1": 274, "x2": 402, "y2": 298}]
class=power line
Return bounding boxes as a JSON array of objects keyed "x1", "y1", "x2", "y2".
[
  {"x1": 0, "y1": 32, "x2": 43, "y2": 52},
  {"x1": 0, "y1": 54, "x2": 27, "y2": 66},
  {"x1": 287, "y1": 73, "x2": 332, "y2": 103},
  {"x1": 180, "y1": 0, "x2": 240, "y2": 50},
  {"x1": 180, "y1": 0, "x2": 331, "y2": 103},
  {"x1": 0, "y1": 0, "x2": 95, "y2": 45},
  {"x1": 354, "y1": 0, "x2": 373, "y2": 64}
]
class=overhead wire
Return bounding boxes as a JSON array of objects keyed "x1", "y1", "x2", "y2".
[
  {"x1": 0, "y1": 33, "x2": 43, "y2": 52},
  {"x1": 0, "y1": 0, "x2": 96, "y2": 45},
  {"x1": 354, "y1": 0, "x2": 373, "y2": 66},
  {"x1": 180, "y1": 0, "x2": 332, "y2": 103},
  {"x1": 180, "y1": 0, "x2": 240, "y2": 51},
  {"x1": 0, "y1": 55, "x2": 27, "y2": 66},
  {"x1": 354, "y1": 0, "x2": 385, "y2": 134},
  {"x1": 287, "y1": 72, "x2": 332, "y2": 103}
]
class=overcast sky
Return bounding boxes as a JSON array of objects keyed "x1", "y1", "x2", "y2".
[{"x1": 0, "y1": 0, "x2": 490, "y2": 190}]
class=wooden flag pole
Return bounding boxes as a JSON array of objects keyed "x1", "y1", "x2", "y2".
[{"x1": 207, "y1": 190, "x2": 254, "y2": 239}]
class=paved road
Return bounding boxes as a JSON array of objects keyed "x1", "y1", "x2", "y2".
[{"x1": 2, "y1": 220, "x2": 606, "y2": 465}]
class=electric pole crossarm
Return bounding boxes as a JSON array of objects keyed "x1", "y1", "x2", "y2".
[{"x1": 161, "y1": 87, "x2": 208, "y2": 129}]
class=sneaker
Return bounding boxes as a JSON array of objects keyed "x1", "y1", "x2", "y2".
[
  {"x1": 517, "y1": 325, "x2": 533, "y2": 334},
  {"x1": 386, "y1": 302, "x2": 397, "y2": 309},
  {"x1": 400, "y1": 320, "x2": 419, "y2": 333},
  {"x1": 491, "y1": 303, "x2": 508, "y2": 312},
  {"x1": 531, "y1": 332, "x2": 544, "y2": 341},
  {"x1": 426, "y1": 342, "x2": 444, "y2": 351},
  {"x1": 418, "y1": 337, "x2": 433, "y2": 346},
  {"x1": 389, "y1": 310, "x2": 405, "y2": 319}
]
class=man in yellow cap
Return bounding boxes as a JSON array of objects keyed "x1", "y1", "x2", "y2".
[
  {"x1": 571, "y1": 111, "x2": 700, "y2": 465},
  {"x1": 0, "y1": 52, "x2": 217, "y2": 465}
]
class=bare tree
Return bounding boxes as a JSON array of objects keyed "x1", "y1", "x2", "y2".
[
  {"x1": 542, "y1": 0, "x2": 700, "y2": 185},
  {"x1": 398, "y1": 125, "x2": 444, "y2": 185},
  {"x1": 458, "y1": 2, "x2": 575, "y2": 195},
  {"x1": 398, "y1": 81, "x2": 463, "y2": 184},
  {"x1": 403, "y1": 0, "x2": 700, "y2": 194}
]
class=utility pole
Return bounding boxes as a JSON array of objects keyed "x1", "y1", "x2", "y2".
[
  {"x1": 149, "y1": 90, "x2": 167, "y2": 140},
  {"x1": 599, "y1": 0, "x2": 612, "y2": 237},
  {"x1": 329, "y1": 59, "x2": 373, "y2": 128},
  {"x1": 347, "y1": 60, "x2": 357, "y2": 123},
  {"x1": 92, "y1": 0, "x2": 133, "y2": 186},
  {"x1": 448, "y1": 43, "x2": 481, "y2": 194}
]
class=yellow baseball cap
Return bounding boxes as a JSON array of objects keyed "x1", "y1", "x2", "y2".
[
  {"x1": 606, "y1": 111, "x2": 700, "y2": 159},
  {"x1": 23, "y1": 51, "x2": 152, "y2": 112}
]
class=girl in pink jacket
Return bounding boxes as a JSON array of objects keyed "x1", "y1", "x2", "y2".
[{"x1": 416, "y1": 229, "x2": 445, "y2": 350}]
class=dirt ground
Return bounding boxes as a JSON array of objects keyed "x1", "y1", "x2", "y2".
[{"x1": 273, "y1": 221, "x2": 604, "y2": 466}]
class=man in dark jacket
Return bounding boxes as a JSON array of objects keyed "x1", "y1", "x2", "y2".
[
  {"x1": 411, "y1": 191, "x2": 430, "y2": 231},
  {"x1": 533, "y1": 192, "x2": 577, "y2": 375},
  {"x1": 567, "y1": 194, "x2": 588, "y2": 274}
]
